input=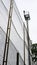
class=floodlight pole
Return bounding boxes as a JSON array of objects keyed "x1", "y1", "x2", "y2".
[
  {"x1": 23, "y1": 22, "x2": 25, "y2": 65},
  {"x1": 23, "y1": 10, "x2": 31, "y2": 65}
]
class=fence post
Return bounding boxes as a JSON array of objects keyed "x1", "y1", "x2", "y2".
[{"x1": 16, "y1": 52, "x2": 19, "y2": 65}]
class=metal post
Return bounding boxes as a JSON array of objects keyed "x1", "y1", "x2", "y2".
[
  {"x1": 26, "y1": 20, "x2": 31, "y2": 65},
  {"x1": 23, "y1": 23, "x2": 25, "y2": 65},
  {"x1": 23, "y1": 10, "x2": 31, "y2": 65},
  {"x1": 2, "y1": 0, "x2": 13, "y2": 65},
  {"x1": 16, "y1": 52, "x2": 19, "y2": 65}
]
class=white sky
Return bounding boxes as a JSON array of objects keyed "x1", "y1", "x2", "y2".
[{"x1": 15, "y1": 0, "x2": 37, "y2": 43}]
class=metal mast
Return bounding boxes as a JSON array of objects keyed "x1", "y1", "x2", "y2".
[
  {"x1": 2, "y1": 0, "x2": 13, "y2": 65},
  {"x1": 23, "y1": 22, "x2": 25, "y2": 65},
  {"x1": 23, "y1": 10, "x2": 30, "y2": 65}
]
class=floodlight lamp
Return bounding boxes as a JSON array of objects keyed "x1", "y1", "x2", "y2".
[{"x1": 23, "y1": 10, "x2": 30, "y2": 20}]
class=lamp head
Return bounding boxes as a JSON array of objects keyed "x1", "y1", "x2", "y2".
[{"x1": 23, "y1": 10, "x2": 30, "y2": 20}]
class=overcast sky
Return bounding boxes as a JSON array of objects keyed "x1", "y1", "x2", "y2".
[{"x1": 15, "y1": 0, "x2": 37, "y2": 43}]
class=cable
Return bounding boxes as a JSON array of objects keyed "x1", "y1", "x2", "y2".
[{"x1": 0, "y1": 0, "x2": 8, "y2": 14}]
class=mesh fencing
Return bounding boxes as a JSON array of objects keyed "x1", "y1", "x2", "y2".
[
  {"x1": 0, "y1": 0, "x2": 32, "y2": 65},
  {"x1": 0, "y1": 27, "x2": 5, "y2": 65},
  {"x1": 19, "y1": 55, "x2": 24, "y2": 65},
  {"x1": 10, "y1": 22, "x2": 24, "y2": 60},
  {"x1": 0, "y1": 27, "x2": 24, "y2": 65}
]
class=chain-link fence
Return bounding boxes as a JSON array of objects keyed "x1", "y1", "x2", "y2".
[
  {"x1": 0, "y1": 27, "x2": 24, "y2": 65},
  {"x1": 0, "y1": 0, "x2": 32, "y2": 65}
]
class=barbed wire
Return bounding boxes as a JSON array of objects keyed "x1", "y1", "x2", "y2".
[{"x1": 0, "y1": 0, "x2": 8, "y2": 14}]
